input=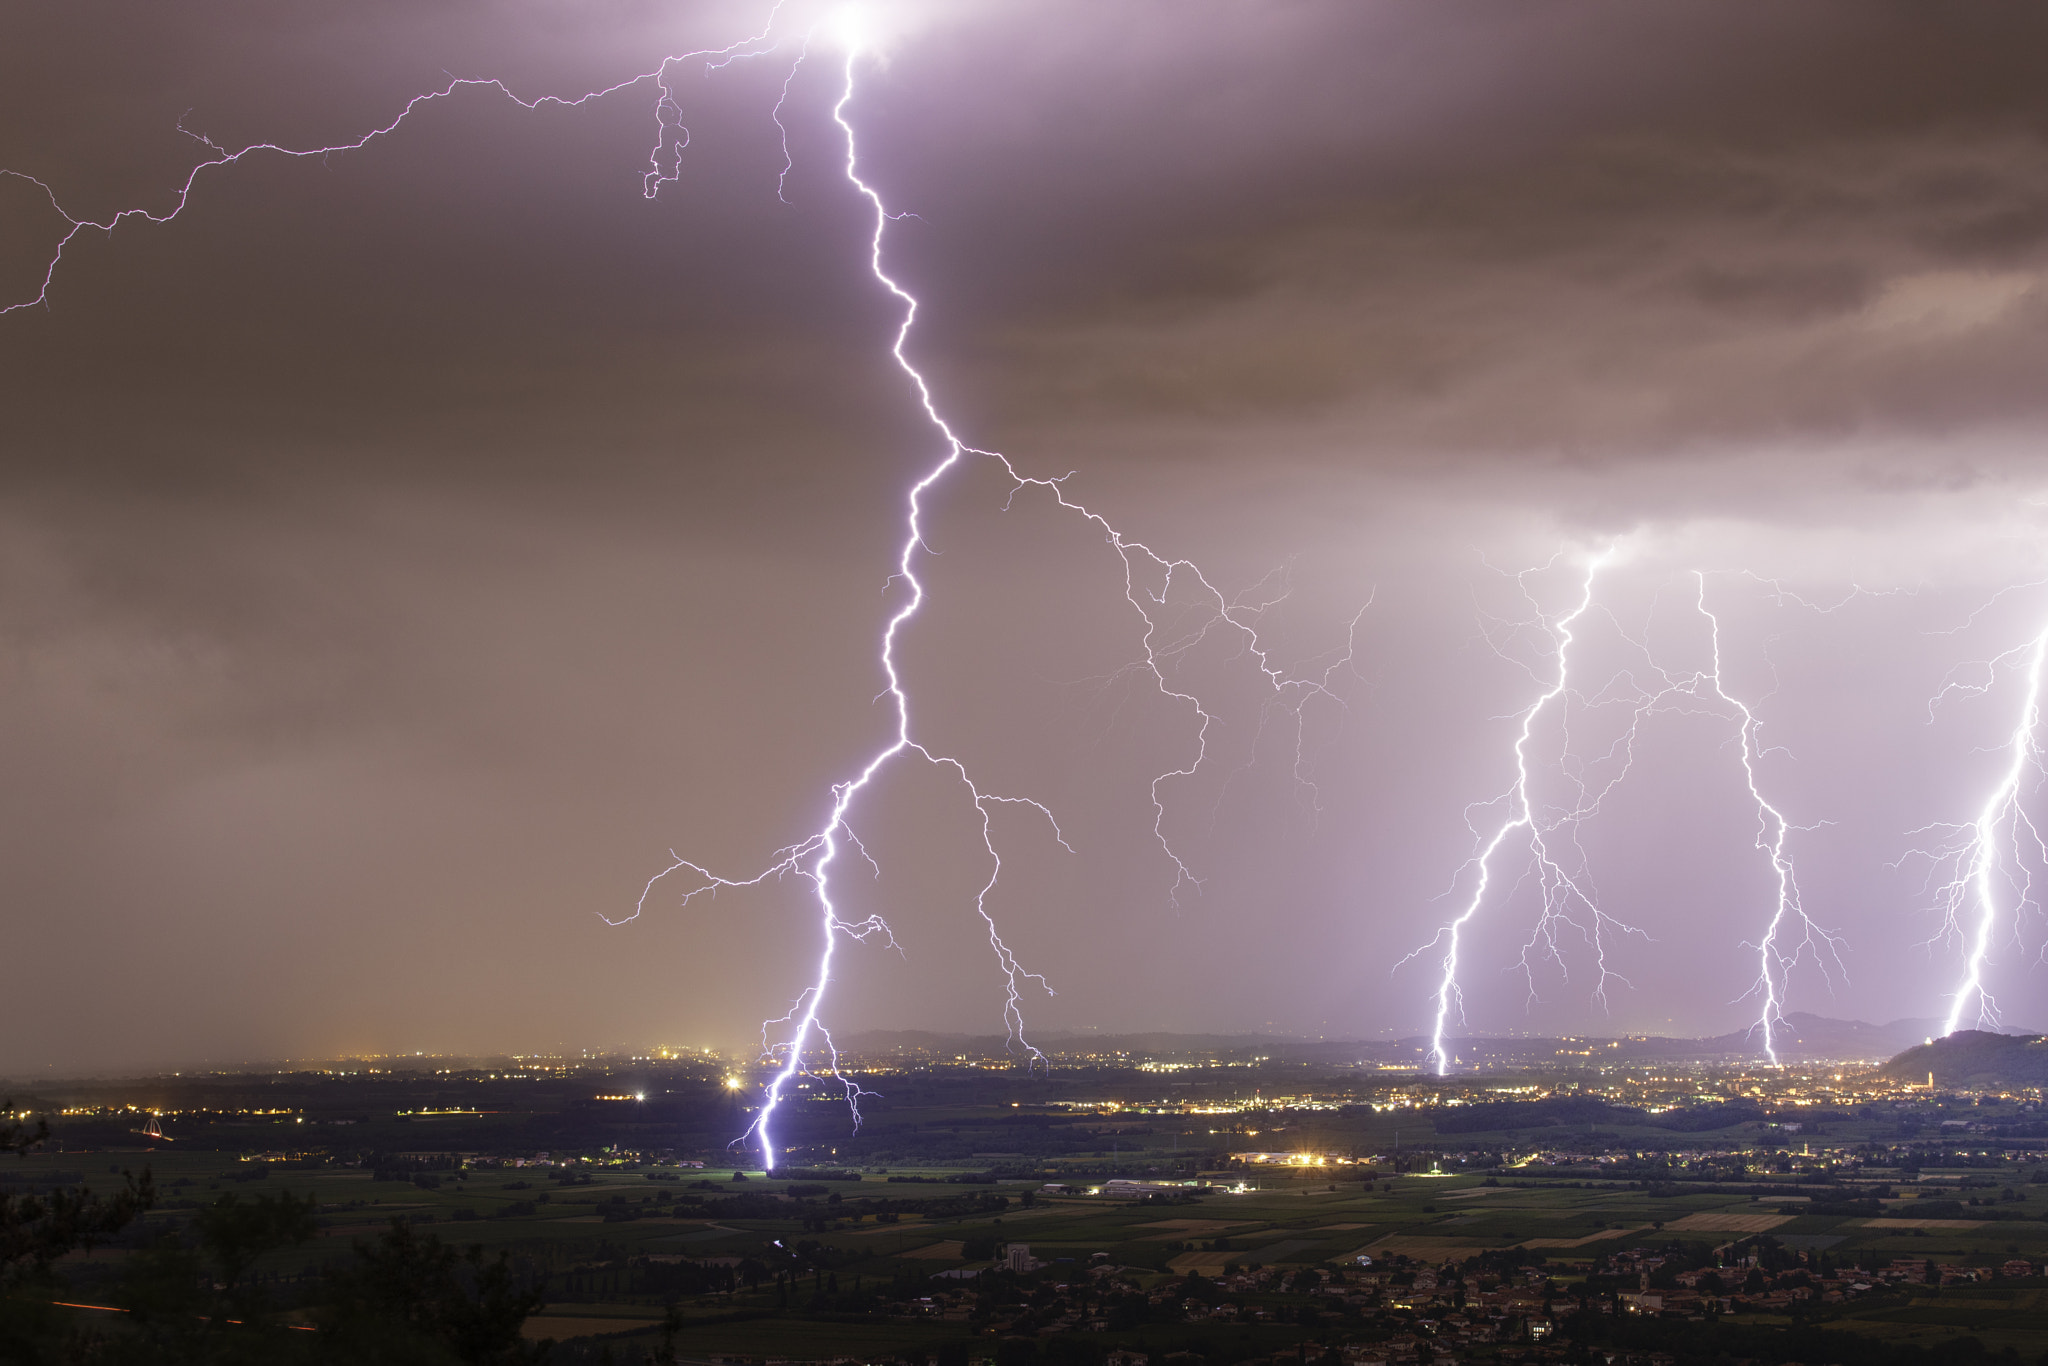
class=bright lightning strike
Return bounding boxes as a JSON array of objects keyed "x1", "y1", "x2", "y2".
[
  {"x1": 1410, "y1": 564, "x2": 1844, "y2": 1072},
  {"x1": 1405, "y1": 550, "x2": 1641, "y2": 1076},
  {"x1": 1692, "y1": 574, "x2": 1842, "y2": 1064},
  {"x1": 1910, "y1": 622, "x2": 2048, "y2": 1037},
  {"x1": 1407, "y1": 560, "x2": 1852, "y2": 1073},
  {"x1": 3, "y1": 6, "x2": 1362, "y2": 1169},
  {"x1": 640, "y1": 44, "x2": 1360, "y2": 1166}
]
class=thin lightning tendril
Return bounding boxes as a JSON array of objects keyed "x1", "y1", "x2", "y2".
[{"x1": 0, "y1": 16, "x2": 801, "y2": 317}]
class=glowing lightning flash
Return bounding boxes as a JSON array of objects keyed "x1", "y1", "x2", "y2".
[
  {"x1": 1693, "y1": 575, "x2": 1842, "y2": 1064},
  {"x1": 1406, "y1": 551, "x2": 1638, "y2": 1076},
  {"x1": 1913, "y1": 624, "x2": 2048, "y2": 1036},
  {"x1": 671, "y1": 45, "x2": 1358, "y2": 1165},
  {"x1": 1409, "y1": 562, "x2": 1849, "y2": 1074},
  {"x1": 2, "y1": 7, "x2": 1362, "y2": 1169}
]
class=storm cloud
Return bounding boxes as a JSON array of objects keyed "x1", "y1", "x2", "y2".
[{"x1": 4, "y1": 2, "x2": 2048, "y2": 1072}]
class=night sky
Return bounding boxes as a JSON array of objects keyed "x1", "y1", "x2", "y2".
[{"x1": 6, "y1": 1, "x2": 2048, "y2": 1073}]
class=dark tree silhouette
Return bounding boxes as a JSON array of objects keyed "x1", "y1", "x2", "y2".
[
  {"x1": 0, "y1": 1098, "x2": 50, "y2": 1158},
  {"x1": 0, "y1": 1099, "x2": 153, "y2": 1286},
  {"x1": 320, "y1": 1219, "x2": 550, "y2": 1364}
]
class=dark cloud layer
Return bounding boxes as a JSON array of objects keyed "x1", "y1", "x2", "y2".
[{"x1": 4, "y1": 2, "x2": 2048, "y2": 1072}]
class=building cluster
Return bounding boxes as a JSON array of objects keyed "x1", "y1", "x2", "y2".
[{"x1": 867, "y1": 1240, "x2": 2047, "y2": 1366}]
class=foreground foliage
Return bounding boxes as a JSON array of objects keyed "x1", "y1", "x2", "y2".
[{"x1": 0, "y1": 1190, "x2": 550, "y2": 1364}]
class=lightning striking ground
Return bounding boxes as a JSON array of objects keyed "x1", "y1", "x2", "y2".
[
  {"x1": 654, "y1": 40, "x2": 1359, "y2": 1163},
  {"x1": 1693, "y1": 574, "x2": 1843, "y2": 1063},
  {"x1": 1912, "y1": 623, "x2": 2048, "y2": 1036},
  {"x1": 6, "y1": 5, "x2": 1362, "y2": 1164},
  {"x1": 1406, "y1": 551, "x2": 1641, "y2": 1077},
  {"x1": 1405, "y1": 561, "x2": 1849, "y2": 1072},
  {"x1": 1, "y1": 8, "x2": 1364, "y2": 1165}
]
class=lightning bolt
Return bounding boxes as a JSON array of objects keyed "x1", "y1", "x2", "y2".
[
  {"x1": 0, "y1": 18, "x2": 798, "y2": 316},
  {"x1": 1692, "y1": 573, "x2": 1843, "y2": 1064},
  {"x1": 1909, "y1": 621, "x2": 2048, "y2": 1036},
  {"x1": 1409, "y1": 559, "x2": 1852, "y2": 1074},
  {"x1": 671, "y1": 42, "x2": 1359, "y2": 1164},
  {"x1": 3, "y1": 8, "x2": 1364, "y2": 1168},
  {"x1": 1405, "y1": 550, "x2": 1643, "y2": 1076}
]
